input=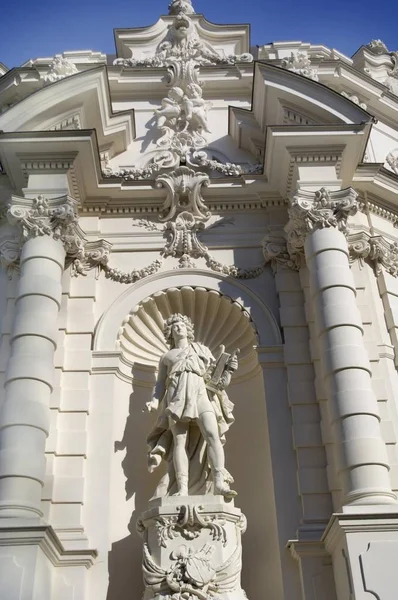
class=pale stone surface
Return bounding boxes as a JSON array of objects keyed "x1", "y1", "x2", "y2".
[
  {"x1": 2, "y1": 1, "x2": 398, "y2": 599},
  {"x1": 138, "y1": 496, "x2": 247, "y2": 600},
  {"x1": 145, "y1": 313, "x2": 239, "y2": 499}
]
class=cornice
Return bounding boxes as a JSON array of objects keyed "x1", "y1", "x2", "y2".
[
  {"x1": 354, "y1": 164, "x2": 398, "y2": 206},
  {"x1": 323, "y1": 512, "x2": 398, "y2": 554}
]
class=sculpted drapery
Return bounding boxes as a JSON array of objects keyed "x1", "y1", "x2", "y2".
[{"x1": 146, "y1": 314, "x2": 238, "y2": 498}]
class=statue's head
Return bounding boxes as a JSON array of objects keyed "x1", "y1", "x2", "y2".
[
  {"x1": 164, "y1": 313, "x2": 195, "y2": 348},
  {"x1": 186, "y1": 83, "x2": 202, "y2": 98},
  {"x1": 169, "y1": 87, "x2": 184, "y2": 102}
]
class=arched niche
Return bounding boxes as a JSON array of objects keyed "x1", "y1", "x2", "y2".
[
  {"x1": 95, "y1": 271, "x2": 289, "y2": 600},
  {"x1": 93, "y1": 269, "x2": 282, "y2": 354}
]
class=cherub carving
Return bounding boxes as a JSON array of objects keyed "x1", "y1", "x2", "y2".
[
  {"x1": 183, "y1": 83, "x2": 211, "y2": 134},
  {"x1": 155, "y1": 87, "x2": 185, "y2": 144}
]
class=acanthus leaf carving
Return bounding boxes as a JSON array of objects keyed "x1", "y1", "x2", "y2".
[
  {"x1": 262, "y1": 232, "x2": 302, "y2": 272},
  {"x1": 348, "y1": 231, "x2": 398, "y2": 277},
  {"x1": 281, "y1": 52, "x2": 318, "y2": 81},
  {"x1": 263, "y1": 188, "x2": 358, "y2": 272},
  {"x1": 0, "y1": 236, "x2": 20, "y2": 277},
  {"x1": 69, "y1": 239, "x2": 112, "y2": 277},
  {"x1": 7, "y1": 195, "x2": 79, "y2": 244},
  {"x1": 285, "y1": 187, "x2": 358, "y2": 259},
  {"x1": 6, "y1": 195, "x2": 111, "y2": 276},
  {"x1": 44, "y1": 56, "x2": 78, "y2": 83}
]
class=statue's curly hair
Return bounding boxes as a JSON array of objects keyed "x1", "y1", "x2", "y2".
[{"x1": 164, "y1": 313, "x2": 195, "y2": 348}]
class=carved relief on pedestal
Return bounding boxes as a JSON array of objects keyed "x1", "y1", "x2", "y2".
[{"x1": 139, "y1": 499, "x2": 247, "y2": 600}]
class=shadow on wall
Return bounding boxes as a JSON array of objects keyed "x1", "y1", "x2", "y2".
[{"x1": 107, "y1": 364, "x2": 162, "y2": 600}]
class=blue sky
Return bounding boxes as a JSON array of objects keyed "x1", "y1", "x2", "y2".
[{"x1": 0, "y1": 0, "x2": 397, "y2": 68}]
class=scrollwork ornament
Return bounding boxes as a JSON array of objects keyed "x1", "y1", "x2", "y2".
[
  {"x1": 7, "y1": 195, "x2": 79, "y2": 244},
  {"x1": 156, "y1": 167, "x2": 210, "y2": 222},
  {"x1": 142, "y1": 540, "x2": 243, "y2": 600},
  {"x1": 114, "y1": 13, "x2": 253, "y2": 69},
  {"x1": 262, "y1": 232, "x2": 302, "y2": 272}
]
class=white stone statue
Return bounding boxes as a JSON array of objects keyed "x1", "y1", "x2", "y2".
[
  {"x1": 145, "y1": 313, "x2": 239, "y2": 499},
  {"x1": 183, "y1": 83, "x2": 211, "y2": 134}
]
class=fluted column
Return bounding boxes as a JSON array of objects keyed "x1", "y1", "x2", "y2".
[
  {"x1": 286, "y1": 188, "x2": 396, "y2": 508},
  {"x1": 0, "y1": 195, "x2": 80, "y2": 518}
]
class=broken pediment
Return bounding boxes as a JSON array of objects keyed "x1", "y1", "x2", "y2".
[{"x1": 113, "y1": 11, "x2": 251, "y2": 66}]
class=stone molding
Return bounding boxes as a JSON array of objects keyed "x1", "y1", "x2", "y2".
[{"x1": 0, "y1": 522, "x2": 97, "y2": 568}]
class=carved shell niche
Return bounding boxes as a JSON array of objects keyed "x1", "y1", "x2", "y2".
[{"x1": 118, "y1": 287, "x2": 259, "y2": 376}]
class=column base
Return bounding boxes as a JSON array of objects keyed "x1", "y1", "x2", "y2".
[
  {"x1": 323, "y1": 512, "x2": 398, "y2": 600},
  {"x1": 0, "y1": 519, "x2": 97, "y2": 600},
  {"x1": 138, "y1": 495, "x2": 248, "y2": 600}
]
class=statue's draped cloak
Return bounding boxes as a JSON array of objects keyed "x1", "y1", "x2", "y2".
[{"x1": 147, "y1": 342, "x2": 234, "y2": 497}]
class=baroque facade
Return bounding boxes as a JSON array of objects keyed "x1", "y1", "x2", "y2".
[{"x1": 1, "y1": 1, "x2": 398, "y2": 599}]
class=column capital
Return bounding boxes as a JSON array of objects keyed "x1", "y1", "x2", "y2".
[
  {"x1": 263, "y1": 187, "x2": 359, "y2": 270},
  {"x1": 4, "y1": 195, "x2": 111, "y2": 275},
  {"x1": 286, "y1": 187, "x2": 358, "y2": 249},
  {"x1": 7, "y1": 194, "x2": 80, "y2": 249}
]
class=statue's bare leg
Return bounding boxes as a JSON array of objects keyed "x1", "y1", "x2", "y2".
[
  {"x1": 198, "y1": 411, "x2": 236, "y2": 498},
  {"x1": 171, "y1": 421, "x2": 189, "y2": 496}
]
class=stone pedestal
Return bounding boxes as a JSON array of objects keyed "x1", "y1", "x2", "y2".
[
  {"x1": 138, "y1": 496, "x2": 247, "y2": 600},
  {"x1": 323, "y1": 512, "x2": 398, "y2": 600}
]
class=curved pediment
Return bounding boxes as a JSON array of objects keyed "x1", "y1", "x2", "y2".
[
  {"x1": 230, "y1": 62, "x2": 373, "y2": 141},
  {"x1": 0, "y1": 67, "x2": 135, "y2": 158},
  {"x1": 114, "y1": 13, "x2": 250, "y2": 62},
  {"x1": 229, "y1": 62, "x2": 373, "y2": 193}
]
